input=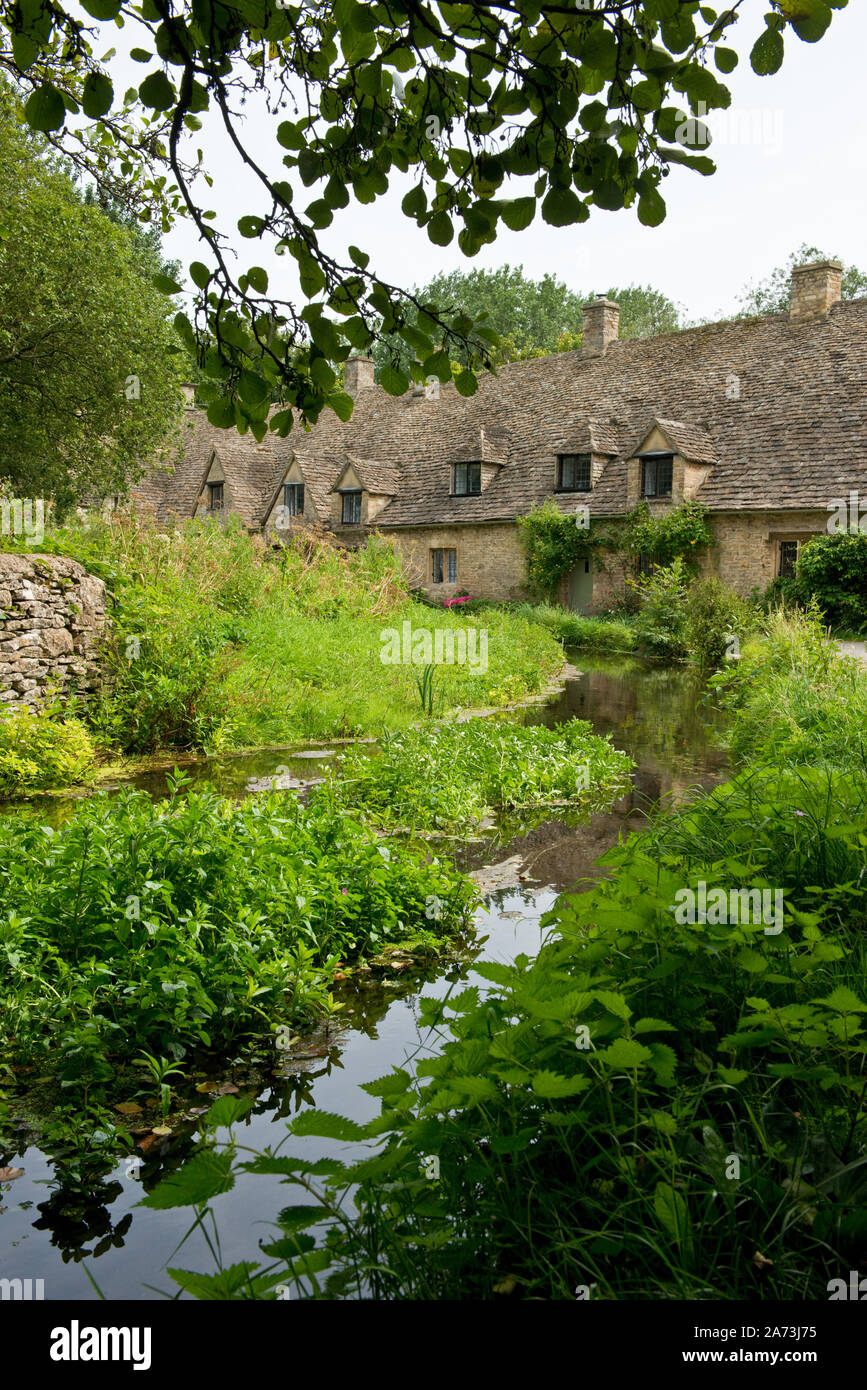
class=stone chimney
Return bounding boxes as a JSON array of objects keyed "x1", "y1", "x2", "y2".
[
  {"x1": 790, "y1": 260, "x2": 842, "y2": 321},
  {"x1": 582, "y1": 294, "x2": 620, "y2": 356},
  {"x1": 344, "y1": 353, "x2": 375, "y2": 396}
]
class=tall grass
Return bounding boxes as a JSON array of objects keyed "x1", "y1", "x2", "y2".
[
  {"x1": 710, "y1": 605, "x2": 867, "y2": 766},
  {"x1": 21, "y1": 516, "x2": 563, "y2": 756}
]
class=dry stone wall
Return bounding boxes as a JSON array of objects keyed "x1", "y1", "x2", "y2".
[{"x1": 0, "y1": 554, "x2": 107, "y2": 709}]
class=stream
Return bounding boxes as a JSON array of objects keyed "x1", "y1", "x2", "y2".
[{"x1": 0, "y1": 653, "x2": 729, "y2": 1300}]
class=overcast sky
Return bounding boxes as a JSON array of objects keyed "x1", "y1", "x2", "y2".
[{"x1": 150, "y1": 0, "x2": 866, "y2": 324}]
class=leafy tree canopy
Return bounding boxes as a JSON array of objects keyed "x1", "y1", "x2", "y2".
[
  {"x1": 0, "y1": 0, "x2": 846, "y2": 438},
  {"x1": 737, "y1": 242, "x2": 867, "y2": 316},
  {"x1": 371, "y1": 265, "x2": 682, "y2": 372},
  {"x1": 0, "y1": 84, "x2": 185, "y2": 512}
]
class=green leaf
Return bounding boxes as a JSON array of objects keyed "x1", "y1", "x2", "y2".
[
  {"x1": 204, "y1": 1095, "x2": 255, "y2": 1127},
  {"x1": 81, "y1": 0, "x2": 123, "y2": 17},
  {"x1": 380, "y1": 363, "x2": 409, "y2": 396},
  {"x1": 817, "y1": 986, "x2": 867, "y2": 1013},
  {"x1": 167, "y1": 1262, "x2": 259, "y2": 1299},
  {"x1": 751, "y1": 27, "x2": 785, "y2": 75},
  {"x1": 138, "y1": 71, "x2": 175, "y2": 111},
  {"x1": 532, "y1": 1070, "x2": 590, "y2": 1099},
  {"x1": 81, "y1": 73, "x2": 114, "y2": 118},
  {"x1": 152, "y1": 273, "x2": 183, "y2": 295},
  {"x1": 24, "y1": 84, "x2": 66, "y2": 133},
  {"x1": 238, "y1": 215, "x2": 265, "y2": 238},
  {"x1": 714, "y1": 45, "x2": 738, "y2": 72},
  {"x1": 541, "y1": 186, "x2": 585, "y2": 227},
  {"x1": 246, "y1": 266, "x2": 268, "y2": 293},
  {"x1": 327, "y1": 391, "x2": 354, "y2": 422},
  {"x1": 454, "y1": 369, "x2": 478, "y2": 397},
  {"x1": 499, "y1": 197, "x2": 536, "y2": 231},
  {"x1": 141, "y1": 1150, "x2": 235, "y2": 1209},
  {"x1": 189, "y1": 261, "x2": 211, "y2": 290},
  {"x1": 288, "y1": 1110, "x2": 369, "y2": 1141},
  {"x1": 653, "y1": 1180, "x2": 692, "y2": 1254},
  {"x1": 426, "y1": 211, "x2": 454, "y2": 246},
  {"x1": 360, "y1": 1069, "x2": 412, "y2": 1098},
  {"x1": 599, "y1": 1037, "x2": 653, "y2": 1069},
  {"x1": 782, "y1": 0, "x2": 833, "y2": 42}
]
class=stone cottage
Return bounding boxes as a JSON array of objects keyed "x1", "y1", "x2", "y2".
[{"x1": 132, "y1": 259, "x2": 867, "y2": 610}]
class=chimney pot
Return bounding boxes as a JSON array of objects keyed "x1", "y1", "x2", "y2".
[
  {"x1": 582, "y1": 296, "x2": 620, "y2": 356},
  {"x1": 344, "y1": 353, "x2": 376, "y2": 396},
  {"x1": 790, "y1": 259, "x2": 843, "y2": 321}
]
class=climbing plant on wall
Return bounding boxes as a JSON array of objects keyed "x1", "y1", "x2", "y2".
[{"x1": 518, "y1": 499, "x2": 714, "y2": 597}]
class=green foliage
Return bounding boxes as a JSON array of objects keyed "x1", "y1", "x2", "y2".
[
  {"x1": 517, "y1": 499, "x2": 597, "y2": 598},
  {"x1": 682, "y1": 577, "x2": 753, "y2": 671},
  {"x1": 709, "y1": 606, "x2": 867, "y2": 766},
  {"x1": 509, "y1": 603, "x2": 638, "y2": 653},
  {"x1": 27, "y1": 516, "x2": 562, "y2": 759},
  {"x1": 2, "y1": 1, "x2": 841, "y2": 422},
  {"x1": 0, "y1": 779, "x2": 475, "y2": 1100},
  {"x1": 0, "y1": 704, "x2": 94, "y2": 795},
  {"x1": 621, "y1": 501, "x2": 714, "y2": 568},
  {"x1": 0, "y1": 82, "x2": 184, "y2": 511},
  {"x1": 325, "y1": 719, "x2": 633, "y2": 833},
  {"x1": 793, "y1": 531, "x2": 867, "y2": 634},
  {"x1": 372, "y1": 266, "x2": 683, "y2": 374},
  {"x1": 738, "y1": 243, "x2": 867, "y2": 316},
  {"x1": 627, "y1": 557, "x2": 692, "y2": 660},
  {"x1": 151, "y1": 758, "x2": 867, "y2": 1300}
]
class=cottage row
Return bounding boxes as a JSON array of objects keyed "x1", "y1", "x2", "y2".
[{"x1": 133, "y1": 259, "x2": 867, "y2": 609}]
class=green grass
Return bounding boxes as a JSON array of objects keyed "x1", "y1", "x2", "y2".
[
  {"x1": 710, "y1": 605, "x2": 867, "y2": 766},
  {"x1": 506, "y1": 601, "x2": 639, "y2": 652},
  {"x1": 5, "y1": 516, "x2": 563, "y2": 762}
]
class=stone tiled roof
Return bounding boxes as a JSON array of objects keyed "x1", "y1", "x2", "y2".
[
  {"x1": 135, "y1": 296, "x2": 867, "y2": 528},
  {"x1": 344, "y1": 455, "x2": 401, "y2": 495},
  {"x1": 635, "y1": 418, "x2": 719, "y2": 464}
]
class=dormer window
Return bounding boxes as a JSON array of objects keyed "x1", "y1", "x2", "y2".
[
  {"x1": 341, "y1": 489, "x2": 362, "y2": 524},
  {"x1": 557, "y1": 454, "x2": 591, "y2": 492},
  {"x1": 284, "y1": 482, "x2": 304, "y2": 516},
  {"x1": 641, "y1": 453, "x2": 673, "y2": 498},
  {"x1": 207, "y1": 482, "x2": 223, "y2": 512},
  {"x1": 452, "y1": 462, "x2": 481, "y2": 496}
]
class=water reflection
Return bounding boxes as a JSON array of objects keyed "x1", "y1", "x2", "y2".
[{"x1": 0, "y1": 655, "x2": 730, "y2": 1296}]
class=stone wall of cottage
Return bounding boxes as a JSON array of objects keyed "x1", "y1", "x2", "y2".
[
  {"x1": 388, "y1": 522, "x2": 531, "y2": 601},
  {"x1": 0, "y1": 554, "x2": 107, "y2": 710},
  {"x1": 705, "y1": 511, "x2": 827, "y2": 594}
]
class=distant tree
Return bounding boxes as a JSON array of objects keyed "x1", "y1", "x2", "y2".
[
  {"x1": 81, "y1": 184, "x2": 181, "y2": 285},
  {"x1": 738, "y1": 244, "x2": 867, "y2": 316},
  {"x1": 372, "y1": 266, "x2": 682, "y2": 375},
  {"x1": 0, "y1": 83, "x2": 184, "y2": 513}
]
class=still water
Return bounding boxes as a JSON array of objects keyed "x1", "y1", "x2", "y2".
[{"x1": 0, "y1": 654, "x2": 729, "y2": 1299}]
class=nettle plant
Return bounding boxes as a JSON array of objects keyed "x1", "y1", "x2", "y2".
[{"x1": 1, "y1": 1, "x2": 843, "y2": 426}]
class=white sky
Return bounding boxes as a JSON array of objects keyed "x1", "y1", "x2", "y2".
[{"x1": 125, "y1": 0, "x2": 866, "y2": 322}]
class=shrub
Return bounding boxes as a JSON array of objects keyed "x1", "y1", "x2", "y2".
[
  {"x1": 510, "y1": 603, "x2": 638, "y2": 652},
  {"x1": 682, "y1": 576, "x2": 753, "y2": 670},
  {"x1": 620, "y1": 499, "x2": 714, "y2": 570},
  {"x1": 516, "y1": 499, "x2": 596, "y2": 597},
  {"x1": 795, "y1": 531, "x2": 867, "y2": 634},
  {"x1": 0, "y1": 705, "x2": 94, "y2": 795},
  {"x1": 627, "y1": 556, "x2": 691, "y2": 658}
]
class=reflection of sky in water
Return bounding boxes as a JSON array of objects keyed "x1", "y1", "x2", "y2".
[{"x1": 0, "y1": 655, "x2": 729, "y2": 1298}]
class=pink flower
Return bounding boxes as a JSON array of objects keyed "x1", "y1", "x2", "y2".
[{"x1": 341, "y1": 887, "x2": 348, "y2": 894}]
